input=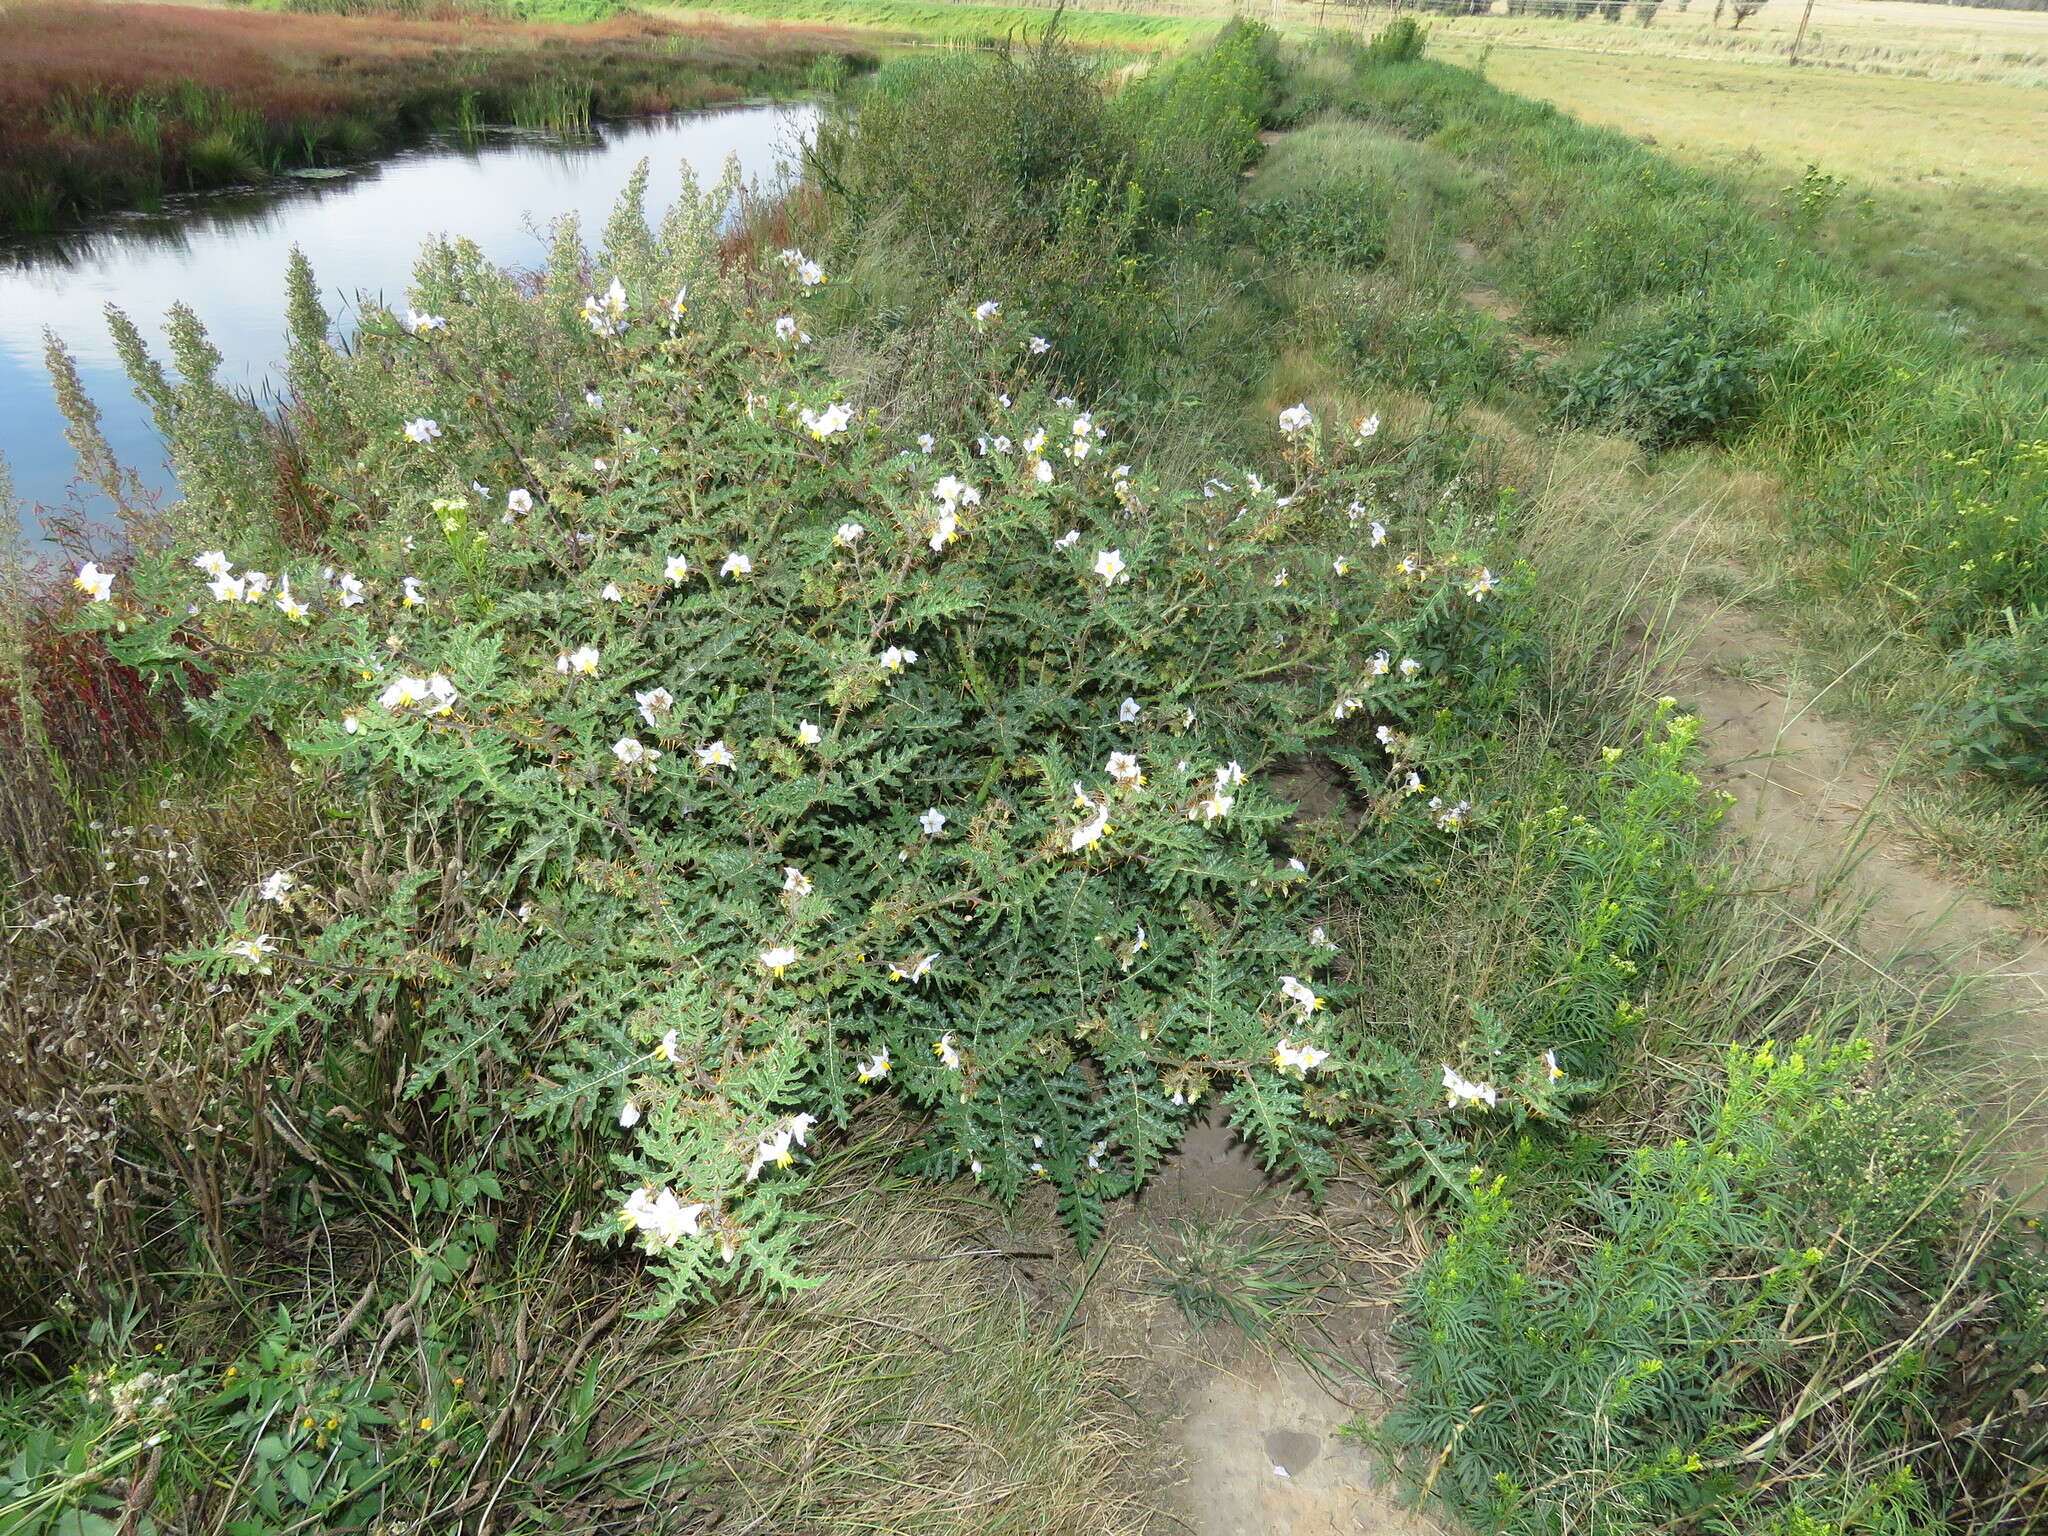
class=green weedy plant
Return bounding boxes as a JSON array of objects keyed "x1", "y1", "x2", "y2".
[
  {"x1": 1368, "y1": 1035, "x2": 2048, "y2": 1533},
  {"x1": 1555, "y1": 303, "x2": 1772, "y2": 450},
  {"x1": 69, "y1": 168, "x2": 1526, "y2": 1313},
  {"x1": 1925, "y1": 608, "x2": 2048, "y2": 786}
]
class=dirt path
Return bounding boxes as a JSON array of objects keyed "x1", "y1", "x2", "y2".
[
  {"x1": 1050, "y1": 1113, "x2": 1449, "y2": 1535},
  {"x1": 1443, "y1": 238, "x2": 2048, "y2": 1196},
  {"x1": 1678, "y1": 600, "x2": 2048, "y2": 1194}
]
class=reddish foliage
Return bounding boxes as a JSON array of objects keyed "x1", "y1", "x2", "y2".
[{"x1": 0, "y1": 2, "x2": 866, "y2": 228}]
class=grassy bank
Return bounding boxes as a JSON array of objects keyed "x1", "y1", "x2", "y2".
[
  {"x1": 4, "y1": 18, "x2": 2044, "y2": 1536},
  {"x1": 1438, "y1": 42, "x2": 2048, "y2": 355},
  {"x1": 0, "y1": 1, "x2": 870, "y2": 235},
  {"x1": 652, "y1": 0, "x2": 1210, "y2": 49}
]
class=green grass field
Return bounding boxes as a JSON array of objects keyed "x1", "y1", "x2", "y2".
[{"x1": 652, "y1": 0, "x2": 1209, "y2": 48}]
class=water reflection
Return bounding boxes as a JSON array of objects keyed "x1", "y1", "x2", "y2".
[{"x1": 4, "y1": 103, "x2": 817, "y2": 548}]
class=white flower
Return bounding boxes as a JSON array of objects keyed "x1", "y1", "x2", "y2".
[
  {"x1": 670, "y1": 285, "x2": 689, "y2": 320},
  {"x1": 1434, "y1": 798, "x2": 1471, "y2": 830},
  {"x1": 257, "y1": 870, "x2": 295, "y2": 904},
  {"x1": 654, "y1": 1028, "x2": 681, "y2": 1063},
  {"x1": 1331, "y1": 697, "x2": 1363, "y2": 721},
  {"x1": 619, "y1": 1185, "x2": 705, "y2": 1249},
  {"x1": 878, "y1": 644, "x2": 919, "y2": 673},
  {"x1": 1191, "y1": 791, "x2": 1234, "y2": 823},
  {"x1": 856, "y1": 1047, "x2": 891, "y2": 1082},
  {"x1": 933, "y1": 1031, "x2": 962, "y2": 1068},
  {"x1": 834, "y1": 521, "x2": 865, "y2": 548},
  {"x1": 379, "y1": 675, "x2": 429, "y2": 709},
  {"x1": 1333, "y1": 556, "x2": 1351, "y2": 577},
  {"x1": 797, "y1": 258, "x2": 825, "y2": 287},
  {"x1": 973, "y1": 300, "x2": 1001, "y2": 324},
  {"x1": 1398, "y1": 657, "x2": 1423, "y2": 679},
  {"x1": 1272, "y1": 567, "x2": 1290, "y2": 589},
  {"x1": 783, "y1": 865, "x2": 813, "y2": 897},
  {"x1": 929, "y1": 509, "x2": 961, "y2": 552},
  {"x1": 1355, "y1": 413, "x2": 1381, "y2": 444},
  {"x1": 1366, "y1": 651, "x2": 1391, "y2": 678},
  {"x1": 618, "y1": 1100, "x2": 641, "y2": 1129},
  {"x1": 1442, "y1": 1065, "x2": 1499, "y2": 1110},
  {"x1": 1106, "y1": 751, "x2": 1143, "y2": 786},
  {"x1": 208, "y1": 573, "x2": 245, "y2": 604},
  {"x1": 240, "y1": 571, "x2": 272, "y2": 603},
  {"x1": 600, "y1": 583, "x2": 623, "y2": 603},
  {"x1": 222, "y1": 936, "x2": 277, "y2": 965},
  {"x1": 931, "y1": 474, "x2": 980, "y2": 511},
  {"x1": 405, "y1": 307, "x2": 446, "y2": 333},
  {"x1": 663, "y1": 554, "x2": 690, "y2": 585},
  {"x1": 507, "y1": 488, "x2": 533, "y2": 516},
  {"x1": 1544, "y1": 1049, "x2": 1566, "y2": 1081},
  {"x1": 1466, "y1": 568, "x2": 1499, "y2": 601},
  {"x1": 585, "y1": 390, "x2": 604, "y2": 409},
  {"x1": 402, "y1": 418, "x2": 442, "y2": 444},
  {"x1": 1028, "y1": 335, "x2": 1050, "y2": 354},
  {"x1": 695, "y1": 739, "x2": 735, "y2": 769},
  {"x1": 193, "y1": 550, "x2": 232, "y2": 579},
  {"x1": 557, "y1": 646, "x2": 600, "y2": 677},
  {"x1": 1217, "y1": 761, "x2": 1246, "y2": 789},
  {"x1": 759, "y1": 945, "x2": 799, "y2": 977},
  {"x1": 73, "y1": 562, "x2": 114, "y2": 602},
  {"x1": 1119, "y1": 697, "x2": 1141, "y2": 724},
  {"x1": 1310, "y1": 925, "x2": 1337, "y2": 951},
  {"x1": 799, "y1": 402, "x2": 852, "y2": 440},
  {"x1": 1092, "y1": 549, "x2": 1128, "y2": 586},
  {"x1": 1053, "y1": 529, "x2": 1080, "y2": 551},
  {"x1": 797, "y1": 718, "x2": 823, "y2": 746},
  {"x1": 1278, "y1": 975, "x2": 1324, "y2": 1017},
  {"x1": 1370, "y1": 520, "x2": 1387, "y2": 547},
  {"x1": 1069, "y1": 798, "x2": 1111, "y2": 853},
  {"x1": 400, "y1": 576, "x2": 426, "y2": 609},
  {"x1": 720, "y1": 551, "x2": 752, "y2": 579},
  {"x1": 613, "y1": 736, "x2": 659, "y2": 772},
  {"x1": 635, "y1": 687, "x2": 674, "y2": 728},
  {"x1": 918, "y1": 807, "x2": 947, "y2": 837},
  {"x1": 337, "y1": 573, "x2": 365, "y2": 607},
  {"x1": 1031, "y1": 457, "x2": 1054, "y2": 485},
  {"x1": 1273, "y1": 1037, "x2": 1331, "y2": 1076},
  {"x1": 893, "y1": 952, "x2": 939, "y2": 984},
  {"x1": 1399, "y1": 556, "x2": 1423, "y2": 578},
  {"x1": 268, "y1": 578, "x2": 308, "y2": 622},
  {"x1": 1277, "y1": 403, "x2": 1313, "y2": 437},
  {"x1": 342, "y1": 714, "x2": 360, "y2": 735},
  {"x1": 916, "y1": 433, "x2": 936, "y2": 453},
  {"x1": 774, "y1": 314, "x2": 800, "y2": 341}
]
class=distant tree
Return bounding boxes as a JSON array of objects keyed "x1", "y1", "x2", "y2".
[{"x1": 1729, "y1": 0, "x2": 1764, "y2": 24}]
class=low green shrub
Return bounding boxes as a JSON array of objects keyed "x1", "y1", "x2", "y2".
[
  {"x1": 1925, "y1": 609, "x2": 2048, "y2": 786},
  {"x1": 1114, "y1": 18, "x2": 1283, "y2": 227},
  {"x1": 1248, "y1": 189, "x2": 1389, "y2": 269},
  {"x1": 1363, "y1": 16, "x2": 1428, "y2": 66},
  {"x1": 1554, "y1": 303, "x2": 1771, "y2": 449},
  {"x1": 1371, "y1": 1037, "x2": 2048, "y2": 1533}
]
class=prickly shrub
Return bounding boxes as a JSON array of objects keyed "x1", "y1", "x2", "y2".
[{"x1": 69, "y1": 172, "x2": 1526, "y2": 1310}]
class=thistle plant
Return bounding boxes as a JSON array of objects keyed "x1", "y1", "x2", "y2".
[{"x1": 68, "y1": 171, "x2": 1526, "y2": 1311}]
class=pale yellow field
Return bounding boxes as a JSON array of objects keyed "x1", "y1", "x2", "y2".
[{"x1": 1417, "y1": 34, "x2": 2048, "y2": 348}]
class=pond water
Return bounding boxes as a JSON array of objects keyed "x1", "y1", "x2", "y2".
[{"x1": 2, "y1": 101, "x2": 818, "y2": 550}]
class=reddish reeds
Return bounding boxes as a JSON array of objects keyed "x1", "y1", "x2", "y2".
[{"x1": 0, "y1": 1, "x2": 867, "y2": 232}]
